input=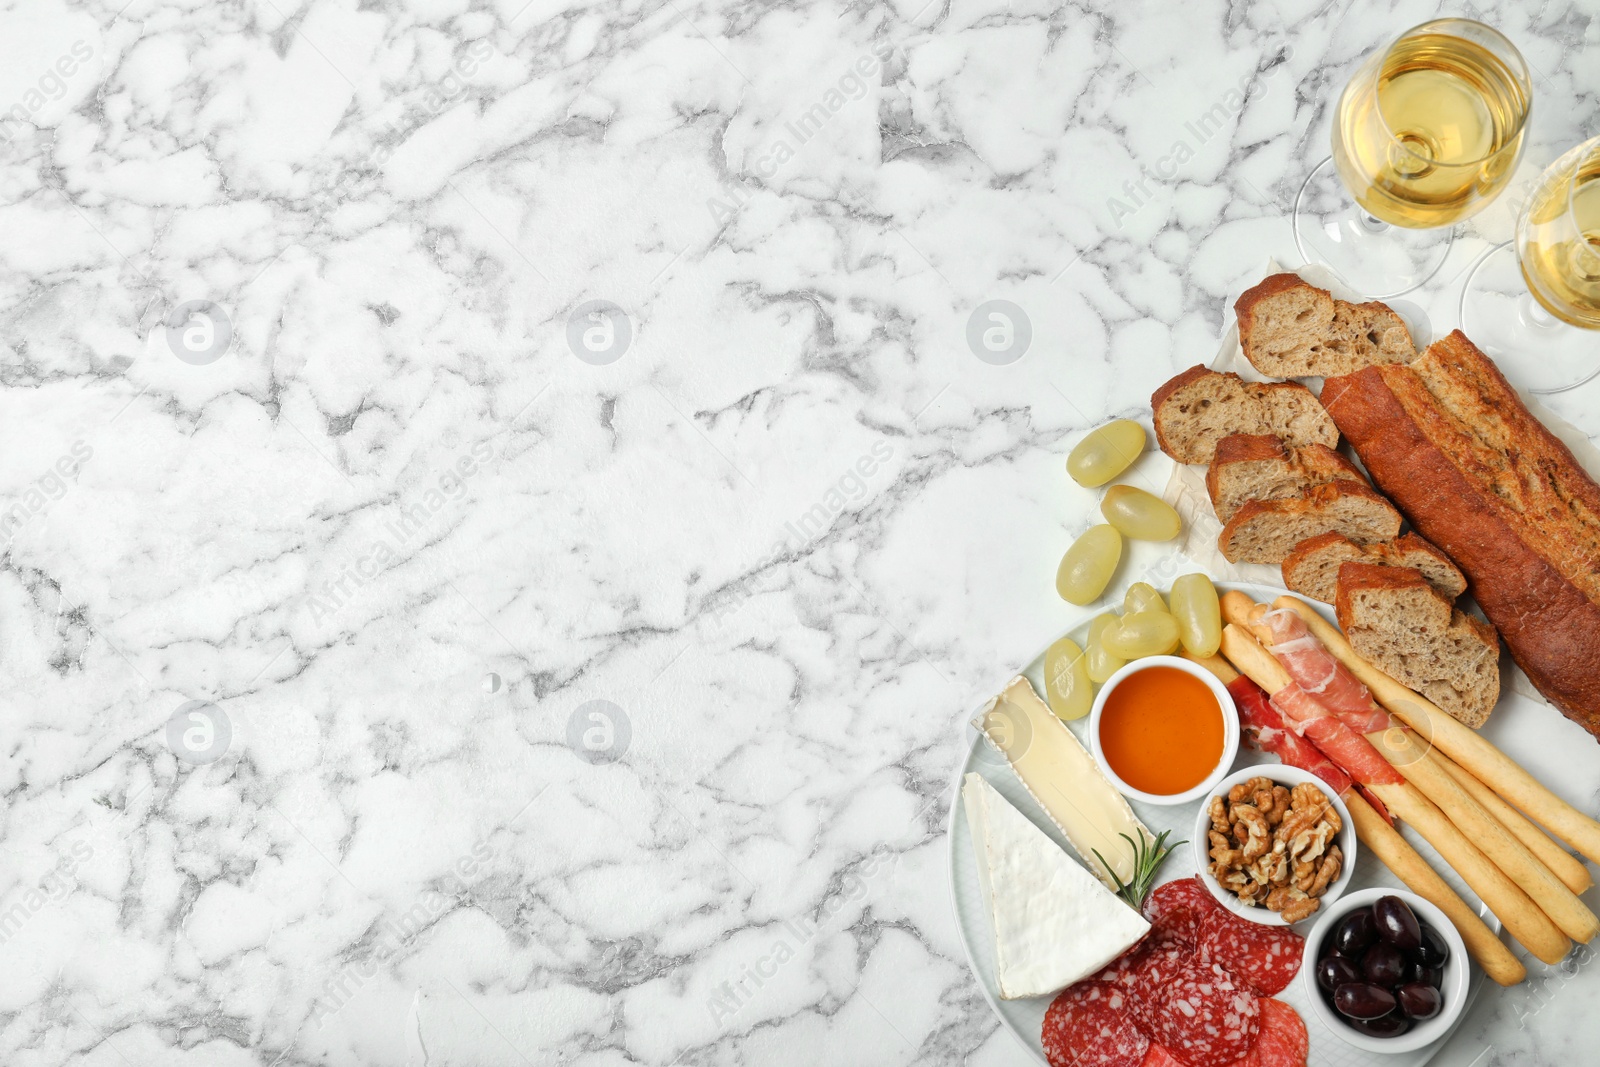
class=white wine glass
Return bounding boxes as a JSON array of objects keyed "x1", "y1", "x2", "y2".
[
  {"x1": 1459, "y1": 136, "x2": 1600, "y2": 393},
  {"x1": 1293, "y1": 19, "x2": 1532, "y2": 299}
]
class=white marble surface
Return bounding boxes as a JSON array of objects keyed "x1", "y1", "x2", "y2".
[{"x1": 0, "y1": 0, "x2": 1597, "y2": 1064}]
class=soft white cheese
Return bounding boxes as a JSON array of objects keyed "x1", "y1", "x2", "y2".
[
  {"x1": 963, "y1": 773, "x2": 1151, "y2": 1000},
  {"x1": 974, "y1": 676, "x2": 1153, "y2": 888}
]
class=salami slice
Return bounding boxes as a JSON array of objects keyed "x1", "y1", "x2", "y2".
[
  {"x1": 1094, "y1": 934, "x2": 1157, "y2": 989},
  {"x1": 1042, "y1": 981, "x2": 1150, "y2": 1067},
  {"x1": 1130, "y1": 937, "x2": 1193, "y2": 1013},
  {"x1": 1197, "y1": 908, "x2": 1304, "y2": 996},
  {"x1": 1142, "y1": 877, "x2": 1224, "y2": 946},
  {"x1": 1139, "y1": 1044, "x2": 1189, "y2": 1067},
  {"x1": 1253, "y1": 999, "x2": 1308, "y2": 1067},
  {"x1": 1133, "y1": 958, "x2": 1260, "y2": 1067}
]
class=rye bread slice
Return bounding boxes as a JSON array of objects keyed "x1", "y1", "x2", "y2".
[
  {"x1": 1235, "y1": 273, "x2": 1417, "y2": 378},
  {"x1": 1334, "y1": 562, "x2": 1500, "y2": 728},
  {"x1": 1152, "y1": 366, "x2": 1339, "y2": 464},
  {"x1": 1218, "y1": 481, "x2": 1401, "y2": 565},
  {"x1": 1283, "y1": 532, "x2": 1467, "y2": 605},
  {"x1": 1206, "y1": 433, "x2": 1367, "y2": 523}
]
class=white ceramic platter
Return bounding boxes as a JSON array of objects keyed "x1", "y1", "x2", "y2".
[{"x1": 949, "y1": 582, "x2": 1506, "y2": 1067}]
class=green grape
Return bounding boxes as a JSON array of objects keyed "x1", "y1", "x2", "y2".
[
  {"x1": 1170, "y1": 573, "x2": 1222, "y2": 658},
  {"x1": 1101, "y1": 485, "x2": 1181, "y2": 541},
  {"x1": 1067, "y1": 419, "x2": 1147, "y2": 488},
  {"x1": 1086, "y1": 614, "x2": 1126, "y2": 683},
  {"x1": 1055, "y1": 525, "x2": 1122, "y2": 605},
  {"x1": 1123, "y1": 581, "x2": 1167, "y2": 615},
  {"x1": 1043, "y1": 637, "x2": 1093, "y2": 721},
  {"x1": 1103, "y1": 610, "x2": 1181, "y2": 659}
]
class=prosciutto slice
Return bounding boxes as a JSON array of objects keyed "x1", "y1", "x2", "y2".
[
  {"x1": 1269, "y1": 682, "x2": 1405, "y2": 786},
  {"x1": 1260, "y1": 608, "x2": 1393, "y2": 733},
  {"x1": 1232, "y1": 675, "x2": 1397, "y2": 820}
]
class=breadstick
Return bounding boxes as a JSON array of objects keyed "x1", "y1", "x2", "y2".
[
  {"x1": 1221, "y1": 625, "x2": 1573, "y2": 965},
  {"x1": 1181, "y1": 651, "x2": 1238, "y2": 684},
  {"x1": 1215, "y1": 628, "x2": 1525, "y2": 984},
  {"x1": 1273, "y1": 595, "x2": 1600, "y2": 868},
  {"x1": 1439, "y1": 757, "x2": 1593, "y2": 895},
  {"x1": 1371, "y1": 727, "x2": 1599, "y2": 944},
  {"x1": 1342, "y1": 790, "x2": 1526, "y2": 986},
  {"x1": 1232, "y1": 599, "x2": 1594, "y2": 918}
]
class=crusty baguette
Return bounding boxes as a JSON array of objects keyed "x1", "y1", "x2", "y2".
[
  {"x1": 1323, "y1": 331, "x2": 1600, "y2": 741},
  {"x1": 1205, "y1": 433, "x2": 1366, "y2": 523},
  {"x1": 1334, "y1": 562, "x2": 1501, "y2": 728},
  {"x1": 1152, "y1": 366, "x2": 1339, "y2": 464},
  {"x1": 1218, "y1": 481, "x2": 1401, "y2": 564},
  {"x1": 1282, "y1": 531, "x2": 1466, "y2": 604},
  {"x1": 1235, "y1": 273, "x2": 1417, "y2": 378}
]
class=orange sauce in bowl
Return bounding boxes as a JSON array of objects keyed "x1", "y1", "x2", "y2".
[{"x1": 1099, "y1": 666, "x2": 1225, "y2": 795}]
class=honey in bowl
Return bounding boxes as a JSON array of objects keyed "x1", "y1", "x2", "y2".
[{"x1": 1098, "y1": 665, "x2": 1226, "y2": 795}]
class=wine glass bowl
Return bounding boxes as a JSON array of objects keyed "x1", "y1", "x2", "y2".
[
  {"x1": 1294, "y1": 19, "x2": 1532, "y2": 299},
  {"x1": 1331, "y1": 19, "x2": 1532, "y2": 230},
  {"x1": 1517, "y1": 137, "x2": 1600, "y2": 329}
]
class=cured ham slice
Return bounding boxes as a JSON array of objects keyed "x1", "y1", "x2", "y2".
[
  {"x1": 1231, "y1": 674, "x2": 1396, "y2": 823},
  {"x1": 1228, "y1": 676, "x2": 1350, "y2": 796},
  {"x1": 1269, "y1": 682, "x2": 1404, "y2": 786},
  {"x1": 1260, "y1": 607, "x2": 1392, "y2": 733}
]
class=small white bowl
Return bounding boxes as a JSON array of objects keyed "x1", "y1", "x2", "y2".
[
  {"x1": 1088, "y1": 655, "x2": 1238, "y2": 806},
  {"x1": 1301, "y1": 888, "x2": 1470, "y2": 1054},
  {"x1": 1192, "y1": 765, "x2": 1358, "y2": 927}
]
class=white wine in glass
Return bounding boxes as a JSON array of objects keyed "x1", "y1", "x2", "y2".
[
  {"x1": 1460, "y1": 137, "x2": 1600, "y2": 394},
  {"x1": 1294, "y1": 19, "x2": 1532, "y2": 298},
  {"x1": 1519, "y1": 138, "x2": 1600, "y2": 329}
]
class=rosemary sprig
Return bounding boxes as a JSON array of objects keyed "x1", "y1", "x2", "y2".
[{"x1": 1092, "y1": 829, "x2": 1185, "y2": 911}]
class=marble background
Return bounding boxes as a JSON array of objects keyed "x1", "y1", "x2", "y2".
[{"x1": 0, "y1": 0, "x2": 1597, "y2": 1063}]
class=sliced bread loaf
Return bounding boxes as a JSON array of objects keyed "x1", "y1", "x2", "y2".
[
  {"x1": 1283, "y1": 532, "x2": 1467, "y2": 604},
  {"x1": 1334, "y1": 562, "x2": 1501, "y2": 728},
  {"x1": 1152, "y1": 366, "x2": 1339, "y2": 464},
  {"x1": 1235, "y1": 273, "x2": 1417, "y2": 378},
  {"x1": 1323, "y1": 330, "x2": 1600, "y2": 739},
  {"x1": 1206, "y1": 433, "x2": 1367, "y2": 523},
  {"x1": 1218, "y1": 481, "x2": 1401, "y2": 564}
]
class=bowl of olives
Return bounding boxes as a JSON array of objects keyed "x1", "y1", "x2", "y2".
[{"x1": 1302, "y1": 888, "x2": 1469, "y2": 1053}]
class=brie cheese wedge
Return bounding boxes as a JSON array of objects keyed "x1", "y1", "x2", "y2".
[
  {"x1": 963, "y1": 772, "x2": 1150, "y2": 1000},
  {"x1": 974, "y1": 676, "x2": 1152, "y2": 889}
]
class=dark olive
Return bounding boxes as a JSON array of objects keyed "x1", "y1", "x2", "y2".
[
  {"x1": 1414, "y1": 922, "x2": 1450, "y2": 967},
  {"x1": 1318, "y1": 955, "x2": 1362, "y2": 993},
  {"x1": 1397, "y1": 982, "x2": 1443, "y2": 1020},
  {"x1": 1346, "y1": 1010, "x2": 1413, "y2": 1037},
  {"x1": 1405, "y1": 961, "x2": 1444, "y2": 988},
  {"x1": 1334, "y1": 908, "x2": 1378, "y2": 957},
  {"x1": 1335, "y1": 982, "x2": 1398, "y2": 1020},
  {"x1": 1373, "y1": 895, "x2": 1423, "y2": 952},
  {"x1": 1362, "y1": 942, "x2": 1406, "y2": 987}
]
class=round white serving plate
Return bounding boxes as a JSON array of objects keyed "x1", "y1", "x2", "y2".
[{"x1": 948, "y1": 582, "x2": 1504, "y2": 1067}]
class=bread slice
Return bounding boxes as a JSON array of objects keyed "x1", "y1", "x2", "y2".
[
  {"x1": 1152, "y1": 366, "x2": 1339, "y2": 464},
  {"x1": 1235, "y1": 273, "x2": 1417, "y2": 378},
  {"x1": 1335, "y1": 562, "x2": 1501, "y2": 728},
  {"x1": 1218, "y1": 481, "x2": 1401, "y2": 564},
  {"x1": 1323, "y1": 331, "x2": 1600, "y2": 739},
  {"x1": 1206, "y1": 434, "x2": 1367, "y2": 523},
  {"x1": 1283, "y1": 532, "x2": 1467, "y2": 605}
]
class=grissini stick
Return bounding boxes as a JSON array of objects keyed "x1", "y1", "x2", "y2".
[
  {"x1": 1438, "y1": 757, "x2": 1593, "y2": 895},
  {"x1": 1233, "y1": 597, "x2": 1599, "y2": 942},
  {"x1": 1371, "y1": 726, "x2": 1599, "y2": 944},
  {"x1": 1273, "y1": 595, "x2": 1600, "y2": 868},
  {"x1": 1202, "y1": 643, "x2": 1526, "y2": 986},
  {"x1": 1222, "y1": 625, "x2": 1572, "y2": 965}
]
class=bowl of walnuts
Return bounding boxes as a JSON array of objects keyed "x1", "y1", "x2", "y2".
[{"x1": 1192, "y1": 764, "x2": 1358, "y2": 926}]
